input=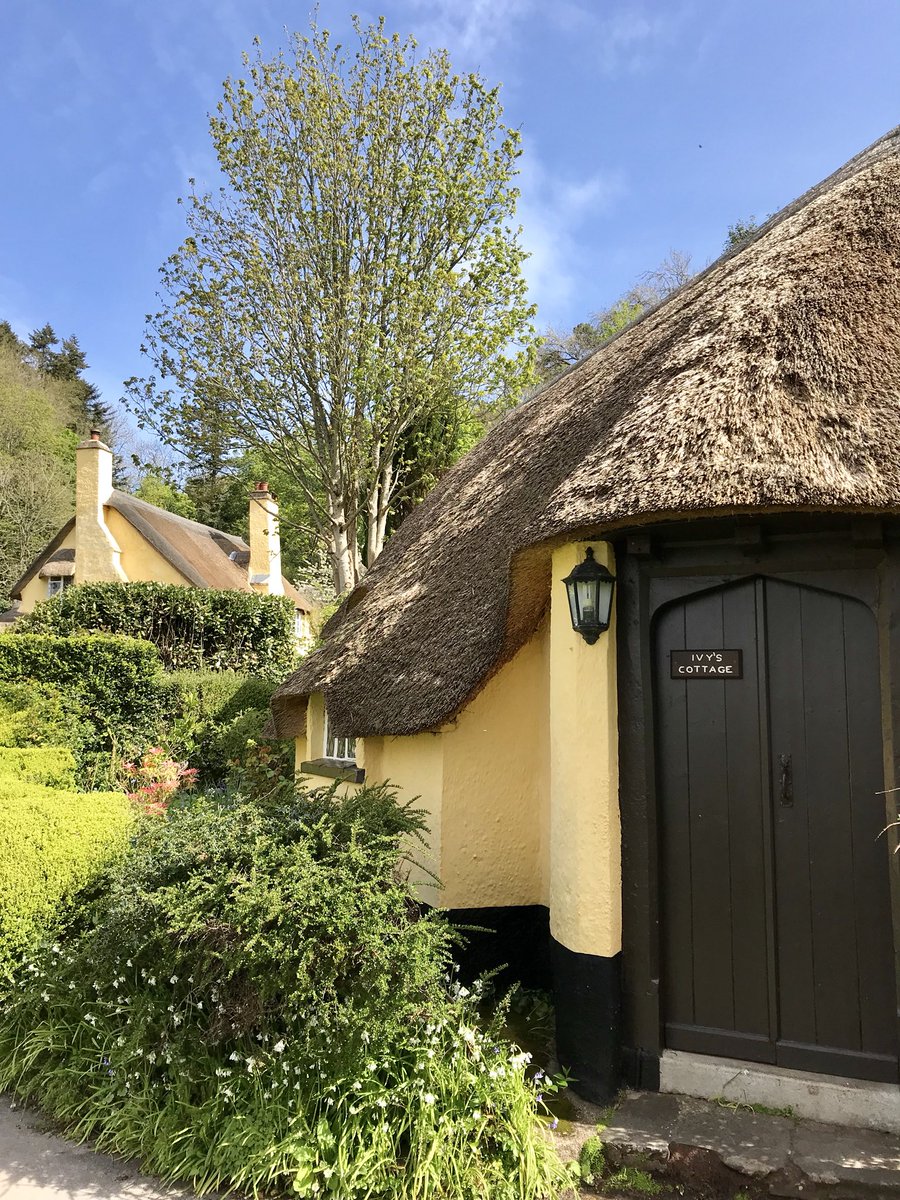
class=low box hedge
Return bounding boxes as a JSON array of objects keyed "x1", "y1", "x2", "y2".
[{"x1": 0, "y1": 746, "x2": 131, "y2": 979}]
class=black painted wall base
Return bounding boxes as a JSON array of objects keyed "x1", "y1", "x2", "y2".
[
  {"x1": 621, "y1": 1045, "x2": 660, "y2": 1091},
  {"x1": 552, "y1": 938, "x2": 622, "y2": 1104},
  {"x1": 446, "y1": 905, "x2": 552, "y2": 991},
  {"x1": 441, "y1": 906, "x2": 625, "y2": 1105}
]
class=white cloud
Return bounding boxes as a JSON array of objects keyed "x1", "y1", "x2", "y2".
[
  {"x1": 516, "y1": 146, "x2": 627, "y2": 322},
  {"x1": 548, "y1": 1, "x2": 687, "y2": 74},
  {"x1": 400, "y1": 0, "x2": 535, "y2": 62}
]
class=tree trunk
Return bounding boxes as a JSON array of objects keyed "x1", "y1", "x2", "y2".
[
  {"x1": 328, "y1": 492, "x2": 358, "y2": 595},
  {"x1": 365, "y1": 457, "x2": 393, "y2": 568}
]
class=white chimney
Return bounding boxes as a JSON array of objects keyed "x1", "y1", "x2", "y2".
[
  {"x1": 248, "y1": 482, "x2": 284, "y2": 595},
  {"x1": 74, "y1": 430, "x2": 126, "y2": 583}
]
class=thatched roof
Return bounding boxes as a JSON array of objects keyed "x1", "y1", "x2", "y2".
[{"x1": 270, "y1": 127, "x2": 900, "y2": 740}]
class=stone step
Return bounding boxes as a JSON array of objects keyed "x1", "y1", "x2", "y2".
[{"x1": 597, "y1": 1091, "x2": 900, "y2": 1198}]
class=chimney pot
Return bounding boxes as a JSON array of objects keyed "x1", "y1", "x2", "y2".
[
  {"x1": 254, "y1": 481, "x2": 269, "y2": 492},
  {"x1": 90, "y1": 429, "x2": 101, "y2": 441}
]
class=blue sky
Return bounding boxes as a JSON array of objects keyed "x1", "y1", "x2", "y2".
[{"x1": 2, "y1": 1, "x2": 899, "y2": 429}]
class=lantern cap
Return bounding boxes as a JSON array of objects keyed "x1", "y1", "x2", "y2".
[{"x1": 562, "y1": 545, "x2": 615, "y2": 586}]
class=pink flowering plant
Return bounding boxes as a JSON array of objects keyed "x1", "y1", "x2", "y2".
[{"x1": 122, "y1": 747, "x2": 197, "y2": 816}]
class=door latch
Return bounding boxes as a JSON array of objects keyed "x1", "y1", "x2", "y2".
[{"x1": 779, "y1": 753, "x2": 793, "y2": 807}]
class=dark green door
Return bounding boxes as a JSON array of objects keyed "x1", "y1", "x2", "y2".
[{"x1": 655, "y1": 576, "x2": 898, "y2": 1082}]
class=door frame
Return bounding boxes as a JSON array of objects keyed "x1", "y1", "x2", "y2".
[{"x1": 615, "y1": 514, "x2": 900, "y2": 1089}]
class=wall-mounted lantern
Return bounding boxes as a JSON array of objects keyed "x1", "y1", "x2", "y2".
[{"x1": 563, "y1": 547, "x2": 616, "y2": 644}]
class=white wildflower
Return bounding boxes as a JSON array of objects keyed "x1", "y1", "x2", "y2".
[
  {"x1": 422, "y1": 1093, "x2": 436, "y2": 1105},
  {"x1": 273, "y1": 1039, "x2": 286, "y2": 1053}
]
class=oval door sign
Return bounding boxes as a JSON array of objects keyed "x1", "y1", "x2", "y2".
[{"x1": 670, "y1": 649, "x2": 743, "y2": 678}]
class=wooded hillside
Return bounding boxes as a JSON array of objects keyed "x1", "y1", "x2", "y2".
[{"x1": 0, "y1": 322, "x2": 111, "y2": 600}]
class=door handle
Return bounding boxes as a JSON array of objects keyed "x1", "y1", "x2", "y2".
[{"x1": 779, "y1": 754, "x2": 793, "y2": 807}]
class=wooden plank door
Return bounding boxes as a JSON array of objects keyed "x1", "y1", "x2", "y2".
[{"x1": 655, "y1": 577, "x2": 898, "y2": 1082}]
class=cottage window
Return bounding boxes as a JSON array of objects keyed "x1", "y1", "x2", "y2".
[
  {"x1": 46, "y1": 576, "x2": 70, "y2": 598},
  {"x1": 324, "y1": 712, "x2": 356, "y2": 763}
]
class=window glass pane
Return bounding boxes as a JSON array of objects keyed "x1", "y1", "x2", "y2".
[{"x1": 324, "y1": 710, "x2": 356, "y2": 762}]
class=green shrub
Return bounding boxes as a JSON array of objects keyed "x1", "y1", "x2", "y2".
[
  {"x1": 168, "y1": 669, "x2": 277, "y2": 725},
  {"x1": 19, "y1": 582, "x2": 297, "y2": 679},
  {"x1": 0, "y1": 634, "x2": 179, "y2": 782},
  {"x1": 0, "y1": 681, "x2": 87, "y2": 752},
  {"x1": 0, "y1": 783, "x2": 570, "y2": 1199},
  {"x1": 166, "y1": 670, "x2": 290, "y2": 787},
  {"x1": 0, "y1": 747, "x2": 131, "y2": 979}
]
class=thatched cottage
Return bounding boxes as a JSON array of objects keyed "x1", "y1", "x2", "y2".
[
  {"x1": 270, "y1": 129, "x2": 900, "y2": 1105},
  {"x1": 3, "y1": 432, "x2": 318, "y2": 640}
]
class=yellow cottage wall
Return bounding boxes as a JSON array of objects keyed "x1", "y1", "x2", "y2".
[
  {"x1": 294, "y1": 540, "x2": 621, "y2": 961},
  {"x1": 104, "y1": 510, "x2": 190, "y2": 586},
  {"x1": 17, "y1": 528, "x2": 77, "y2": 614},
  {"x1": 439, "y1": 625, "x2": 549, "y2": 910},
  {"x1": 17, "y1": 511, "x2": 190, "y2": 617}
]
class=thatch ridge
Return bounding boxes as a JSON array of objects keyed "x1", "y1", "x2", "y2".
[{"x1": 270, "y1": 127, "x2": 900, "y2": 739}]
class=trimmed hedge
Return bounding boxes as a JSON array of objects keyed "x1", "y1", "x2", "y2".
[
  {"x1": 0, "y1": 745, "x2": 78, "y2": 788},
  {"x1": 168, "y1": 669, "x2": 278, "y2": 726},
  {"x1": 0, "y1": 634, "x2": 179, "y2": 773},
  {"x1": 0, "y1": 747, "x2": 131, "y2": 979},
  {"x1": 18, "y1": 582, "x2": 297, "y2": 678},
  {"x1": 0, "y1": 680, "x2": 86, "y2": 752}
]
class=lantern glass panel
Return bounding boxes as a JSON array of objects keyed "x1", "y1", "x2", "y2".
[
  {"x1": 576, "y1": 578, "x2": 598, "y2": 626},
  {"x1": 567, "y1": 583, "x2": 580, "y2": 629},
  {"x1": 596, "y1": 578, "x2": 614, "y2": 628}
]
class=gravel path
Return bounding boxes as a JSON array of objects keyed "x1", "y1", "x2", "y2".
[{"x1": 0, "y1": 1099, "x2": 193, "y2": 1200}]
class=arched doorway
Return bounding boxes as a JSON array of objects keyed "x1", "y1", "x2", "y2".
[{"x1": 654, "y1": 576, "x2": 897, "y2": 1082}]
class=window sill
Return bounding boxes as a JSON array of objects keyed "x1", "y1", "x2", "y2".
[{"x1": 300, "y1": 758, "x2": 366, "y2": 784}]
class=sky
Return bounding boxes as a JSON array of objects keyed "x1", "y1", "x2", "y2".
[{"x1": 2, "y1": 0, "x2": 899, "y2": 432}]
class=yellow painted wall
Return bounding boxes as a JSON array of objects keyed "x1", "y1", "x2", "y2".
[
  {"x1": 105, "y1": 510, "x2": 190, "y2": 586},
  {"x1": 548, "y1": 542, "x2": 620, "y2": 959},
  {"x1": 440, "y1": 622, "x2": 549, "y2": 909},
  {"x1": 294, "y1": 540, "x2": 621, "y2": 963},
  {"x1": 364, "y1": 733, "x2": 444, "y2": 908},
  {"x1": 297, "y1": 618, "x2": 551, "y2": 913},
  {"x1": 18, "y1": 529, "x2": 77, "y2": 614}
]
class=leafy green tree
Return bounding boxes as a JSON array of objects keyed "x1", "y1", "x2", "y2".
[
  {"x1": 536, "y1": 298, "x2": 644, "y2": 385},
  {"x1": 125, "y1": 17, "x2": 537, "y2": 593},
  {"x1": 724, "y1": 215, "x2": 763, "y2": 251},
  {"x1": 133, "y1": 471, "x2": 198, "y2": 520},
  {"x1": 0, "y1": 344, "x2": 78, "y2": 599},
  {"x1": 535, "y1": 250, "x2": 694, "y2": 387}
]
